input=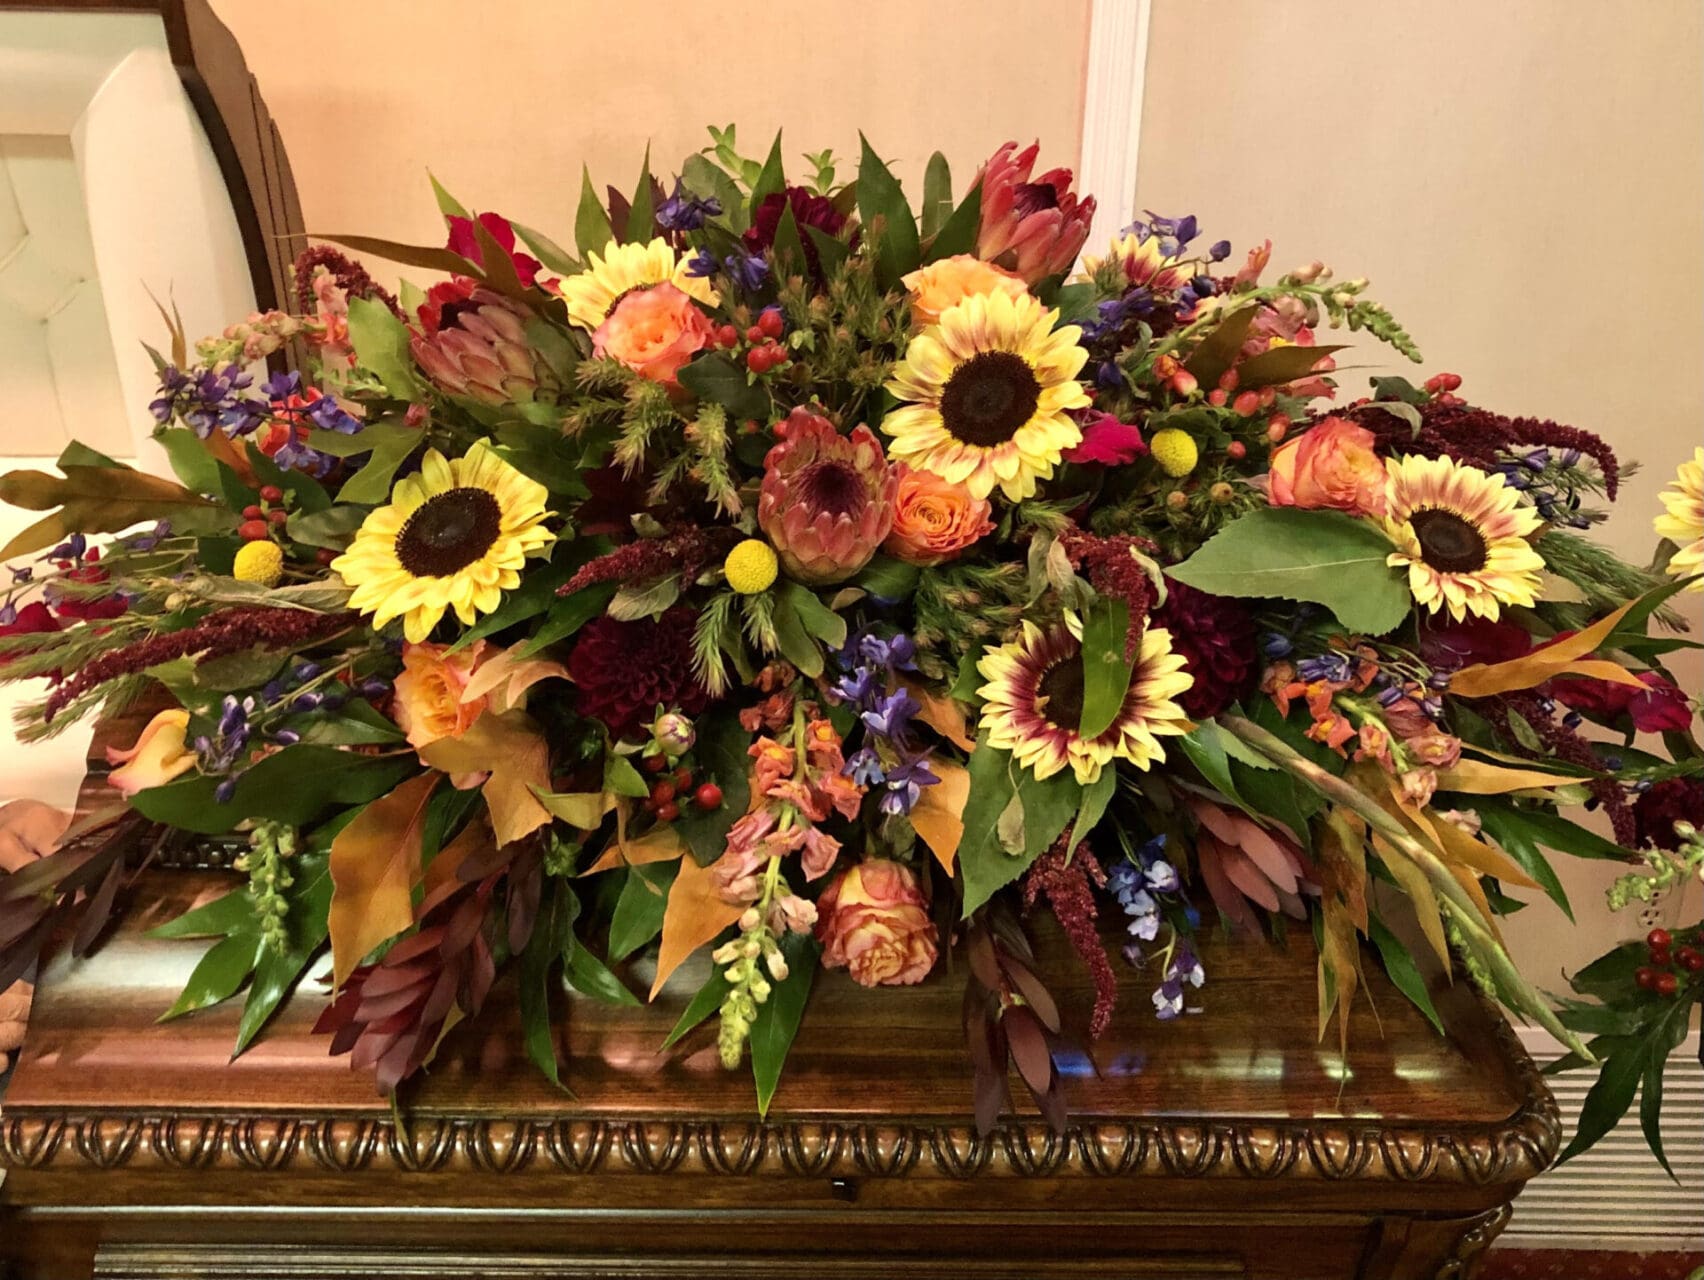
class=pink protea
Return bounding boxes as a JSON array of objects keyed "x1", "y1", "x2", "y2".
[
  {"x1": 973, "y1": 141, "x2": 1096, "y2": 284},
  {"x1": 1189, "y1": 797, "x2": 1319, "y2": 934},
  {"x1": 410, "y1": 278, "x2": 553, "y2": 405},
  {"x1": 757, "y1": 407, "x2": 897, "y2": 585}
]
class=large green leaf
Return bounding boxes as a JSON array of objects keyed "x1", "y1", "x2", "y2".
[
  {"x1": 1169, "y1": 507, "x2": 1410, "y2": 636},
  {"x1": 1473, "y1": 802, "x2": 1574, "y2": 919},
  {"x1": 235, "y1": 851, "x2": 333, "y2": 1053},
  {"x1": 1077, "y1": 597, "x2": 1135, "y2": 739},
  {"x1": 521, "y1": 581, "x2": 619, "y2": 656},
  {"x1": 748, "y1": 132, "x2": 786, "y2": 215},
  {"x1": 608, "y1": 862, "x2": 677, "y2": 961},
  {"x1": 750, "y1": 932, "x2": 819, "y2": 1117},
  {"x1": 626, "y1": 146, "x2": 656, "y2": 244},
  {"x1": 334, "y1": 423, "x2": 426, "y2": 505},
  {"x1": 1556, "y1": 1043, "x2": 1644, "y2": 1164},
  {"x1": 920, "y1": 151, "x2": 953, "y2": 239},
  {"x1": 924, "y1": 184, "x2": 981, "y2": 263},
  {"x1": 660, "y1": 969, "x2": 732, "y2": 1050},
  {"x1": 1472, "y1": 799, "x2": 1627, "y2": 865},
  {"x1": 563, "y1": 937, "x2": 640, "y2": 1007},
  {"x1": 1367, "y1": 911, "x2": 1444, "y2": 1036},
  {"x1": 130, "y1": 748, "x2": 416, "y2": 834},
  {"x1": 518, "y1": 883, "x2": 569, "y2": 1089},
  {"x1": 575, "y1": 166, "x2": 615, "y2": 258},
  {"x1": 346, "y1": 298, "x2": 424, "y2": 400},
  {"x1": 856, "y1": 134, "x2": 921, "y2": 288},
  {"x1": 159, "y1": 933, "x2": 262, "y2": 1020},
  {"x1": 677, "y1": 353, "x2": 771, "y2": 421},
  {"x1": 0, "y1": 464, "x2": 233, "y2": 560},
  {"x1": 958, "y1": 737, "x2": 1082, "y2": 916}
]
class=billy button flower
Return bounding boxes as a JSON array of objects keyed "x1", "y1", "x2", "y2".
[{"x1": 724, "y1": 539, "x2": 779, "y2": 595}]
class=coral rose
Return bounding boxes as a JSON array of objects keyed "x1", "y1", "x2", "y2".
[
  {"x1": 814, "y1": 859, "x2": 938, "y2": 987},
  {"x1": 882, "y1": 463, "x2": 994, "y2": 566},
  {"x1": 901, "y1": 254, "x2": 1029, "y2": 326},
  {"x1": 105, "y1": 709, "x2": 196, "y2": 797},
  {"x1": 592, "y1": 282, "x2": 711, "y2": 386},
  {"x1": 1268, "y1": 416, "x2": 1387, "y2": 517},
  {"x1": 393, "y1": 641, "x2": 490, "y2": 751}
]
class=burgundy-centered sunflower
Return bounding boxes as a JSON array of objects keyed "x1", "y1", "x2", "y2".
[{"x1": 977, "y1": 619, "x2": 1194, "y2": 784}]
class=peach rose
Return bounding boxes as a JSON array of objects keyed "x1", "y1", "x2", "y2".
[
  {"x1": 814, "y1": 859, "x2": 938, "y2": 987},
  {"x1": 1268, "y1": 416, "x2": 1387, "y2": 517},
  {"x1": 901, "y1": 254, "x2": 1029, "y2": 326},
  {"x1": 106, "y1": 708, "x2": 196, "y2": 797},
  {"x1": 882, "y1": 463, "x2": 995, "y2": 566},
  {"x1": 592, "y1": 282, "x2": 712, "y2": 385},
  {"x1": 393, "y1": 641, "x2": 490, "y2": 751}
]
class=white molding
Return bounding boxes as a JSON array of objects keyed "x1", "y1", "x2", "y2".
[{"x1": 1077, "y1": 0, "x2": 1153, "y2": 255}]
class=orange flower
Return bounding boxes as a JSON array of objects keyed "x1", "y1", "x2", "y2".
[
  {"x1": 881, "y1": 463, "x2": 995, "y2": 566},
  {"x1": 592, "y1": 282, "x2": 711, "y2": 385},
  {"x1": 900, "y1": 254, "x2": 1029, "y2": 326},
  {"x1": 392, "y1": 641, "x2": 489, "y2": 752},
  {"x1": 814, "y1": 859, "x2": 938, "y2": 987},
  {"x1": 1268, "y1": 416, "x2": 1387, "y2": 517},
  {"x1": 105, "y1": 709, "x2": 196, "y2": 797}
]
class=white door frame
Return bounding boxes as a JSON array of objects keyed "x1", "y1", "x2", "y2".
[{"x1": 1077, "y1": 0, "x2": 1154, "y2": 253}]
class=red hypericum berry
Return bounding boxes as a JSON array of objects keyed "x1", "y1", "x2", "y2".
[
  {"x1": 1654, "y1": 972, "x2": 1679, "y2": 998},
  {"x1": 1232, "y1": 390, "x2": 1261, "y2": 417},
  {"x1": 765, "y1": 342, "x2": 788, "y2": 366},
  {"x1": 1674, "y1": 946, "x2": 1703, "y2": 972},
  {"x1": 649, "y1": 780, "x2": 677, "y2": 806},
  {"x1": 758, "y1": 307, "x2": 784, "y2": 339},
  {"x1": 716, "y1": 323, "x2": 739, "y2": 348},
  {"x1": 745, "y1": 325, "x2": 764, "y2": 344},
  {"x1": 315, "y1": 548, "x2": 337, "y2": 566},
  {"x1": 1635, "y1": 966, "x2": 1658, "y2": 990},
  {"x1": 642, "y1": 753, "x2": 667, "y2": 774},
  {"x1": 259, "y1": 485, "x2": 284, "y2": 504},
  {"x1": 238, "y1": 519, "x2": 269, "y2": 542},
  {"x1": 1216, "y1": 370, "x2": 1239, "y2": 393},
  {"x1": 694, "y1": 781, "x2": 723, "y2": 811},
  {"x1": 1226, "y1": 440, "x2": 1248, "y2": 461},
  {"x1": 267, "y1": 509, "x2": 289, "y2": 526},
  {"x1": 655, "y1": 801, "x2": 680, "y2": 823},
  {"x1": 672, "y1": 766, "x2": 693, "y2": 790},
  {"x1": 1206, "y1": 388, "x2": 1228, "y2": 408},
  {"x1": 1266, "y1": 416, "x2": 1289, "y2": 443},
  {"x1": 746, "y1": 346, "x2": 773, "y2": 374},
  {"x1": 1647, "y1": 928, "x2": 1672, "y2": 950},
  {"x1": 242, "y1": 504, "x2": 264, "y2": 520},
  {"x1": 1258, "y1": 387, "x2": 1277, "y2": 408}
]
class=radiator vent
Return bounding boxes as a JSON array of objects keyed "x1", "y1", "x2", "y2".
[{"x1": 1508, "y1": 1028, "x2": 1704, "y2": 1249}]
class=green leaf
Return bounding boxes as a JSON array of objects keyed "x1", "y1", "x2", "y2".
[
  {"x1": 608, "y1": 575, "x2": 681, "y2": 622},
  {"x1": 676, "y1": 353, "x2": 771, "y2": 422},
  {"x1": 0, "y1": 464, "x2": 234, "y2": 560},
  {"x1": 564, "y1": 937, "x2": 641, "y2": 1007},
  {"x1": 285, "y1": 504, "x2": 368, "y2": 552},
  {"x1": 779, "y1": 581, "x2": 848, "y2": 651},
  {"x1": 1556, "y1": 1044, "x2": 1644, "y2": 1164},
  {"x1": 856, "y1": 134, "x2": 921, "y2": 289},
  {"x1": 959, "y1": 737, "x2": 1082, "y2": 915},
  {"x1": 604, "y1": 752, "x2": 650, "y2": 799},
  {"x1": 235, "y1": 852, "x2": 332, "y2": 1053},
  {"x1": 1077, "y1": 597, "x2": 1136, "y2": 739},
  {"x1": 1231, "y1": 343, "x2": 1347, "y2": 391},
  {"x1": 1472, "y1": 799, "x2": 1626, "y2": 865},
  {"x1": 334, "y1": 423, "x2": 425, "y2": 505},
  {"x1": 1638, "y1": 1041, "x2": 1672, "y2": 1177},
  {"x1": 575, "y1": 165, "x2": 615, "y2": 257},
  {"x1": 448, "y1": 546, "x2": 589, "y2": 653},
  {"x1": 1169, "y1": 507, "x2": 1410, "y2": 636},
  {"x1": 949, "y1": 647, "x2": 987, "y2": 704},
  {"x1": 518, "y1": 884, "x2": 567, "y2": 1089},
  {"x1": 148, "y1": 885, "x2": 256, "y2": 939},
  {"x1": 673, "y1": 707, "x2": 752, "y2": 864},
  {"x1": 245, "y1": 444, "x2": 329, "y2": 514},
  {"x1": 803, "y1": 225, "x2": 850, "y2": 279},
  {"x1": 682, "y1": 154, "x2": 748, "y2": 234},
  {"x1": 291, "y1": 700, "x2": 406, "y2": 746},
  {"x1": 429, "y1": 172, "x2": 471, "y2": 219},
  {"x1": 924, "y1": 184, "x2": 981, "y2": 263},
  {"x1": 920, "y1": 151, "x2": 952, "y2": 239},
  {"x1": 522, "y1": 581, "x2": 619, "y2": 656},
  {"x1": 160, "y1": 933, "x2": 262, "y2": 1021},
  {"x1": 1177, "y1": 724, "x2": 1250, "y2": 809},
  {"x1": 608, "y1": 861, "x2": 678, "y2": 961},
  {"x1": 1568, "y1": 942, "x2": 1645, "y2": 1000},
  {"x1": 154, "y1": 429, "x2": 226, "y2": 499},
  {"x1": 1067, "y1": 767, "x2": 1116, "y2": 850},
  {"x1": 508, "y1": 221, "x2": 580, "y2": 277},
  {"x1": 56, "y1": 441, "x2": 126, "y2": 469},
  {"x1": 1473, "y1": 803, "x2": 1575, "y2": 920},
  {"x1": 346, "y1": 297, "x2": 425, "y2": 400},
  {"x1": 1367, "y1": 912, "x2": 1445, "y2": 1035},
  {"x1": 660, "y1": 969, "x2": 733, "y2": 1050},
  {"x1": 750, "y1": 932, "x2": 819, "y2": 1117},
  {"x1": 748, "y1": 132, "x2": 786, "y2": 216},
  {"x1": 130, "y1": 748, "x2": 416, "y2": 835},
  {"x1": 1183, "y1": 305, "x2": 1259, "y2": 388},
  {"x1": 769, "y1": 593, "x2": 824, "y2": 678},
  {"x1": 625, "y1": 146, "x2": 656, "y2": 243},
  {"x1": 1231, "y1": 756, "x2": 1322, "y2": 848},
  {"x1": 852, "y1": 554, "x2": 920, "y2": 602},
  {"x1": 769, "y1": 199, "x2": 808, "y2": 279}
]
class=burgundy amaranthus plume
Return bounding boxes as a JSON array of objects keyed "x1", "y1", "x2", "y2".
[
  {"x1": 1491, "y1": 691, "x2": 1638, "y2": 850},
  {"x1": 1021, "y1": 836, "x2": 1116, "y2": 1040},
  {"x1": 557, "y1": 525, "x2": 740, "y2": 599},
  {"x1": 44, "y1": 607, "x2": 357, "y2": 723},
  {"x1": 292, "y1": 246, "x2": 401, "y2": 318},
  {"x1": 1057, "y1": 528, "x2": 1159, "y2": 661},
  {"x1": 1345, "y1": 400, "x2": 1620, "y2": 499}
]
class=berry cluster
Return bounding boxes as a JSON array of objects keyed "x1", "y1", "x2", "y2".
[
  {"x1": 640, "y1": 755, "x2": 723, "y2": 823},
  {"x1": 710, "y1": 305, "x2": 789, "y2": 374},
  {"x1": 1634, "y1": 926, "x2": 1704, "y2": 999},
  {"x1": 239, "y1": 485, "x2": 290, "y2": 544}
]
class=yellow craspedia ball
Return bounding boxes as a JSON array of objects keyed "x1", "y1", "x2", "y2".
[
  {"x1": 724, "y1": 539, "x2": 778, "y2": 595},
  {"x1": 232, "y1": 540, "x2": 284, "y2": 587},
  {"x1": 1150, "y1": 428, "x2": 1200, "y2": 478}
]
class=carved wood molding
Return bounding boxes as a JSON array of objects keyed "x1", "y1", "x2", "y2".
[{"x1": 0, "y1": 1015, "x2": 1559, "y2": 1184}]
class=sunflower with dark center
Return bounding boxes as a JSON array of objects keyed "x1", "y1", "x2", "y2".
[
  {"x1": 333, "y1": 442, "x2": 554, "y2": 642},
  {"x1": 977, "y1": 619, "x2": 1194, "y2": 784},
  {"x1": 1381, "y1": 454, "x2": 1543, "y2": 622},
  {"x1": 883, "y1": 289, "x2": 1089, "y2": 501}
]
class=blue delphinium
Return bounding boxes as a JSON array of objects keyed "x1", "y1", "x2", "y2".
[
  {"x1": 656, "y1": 180, "x2": 722, "y2": 233},
  {"x1": 831, "y1": 628, "x2": 937, "y2": 817}
]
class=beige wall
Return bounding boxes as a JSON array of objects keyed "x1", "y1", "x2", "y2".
[
  {"x1": 1139, "y1": 0, "x2": 1704, "y2": 979},
  {"x1": 210, "y1": 0, "x2": 1092, "y2": 268}
]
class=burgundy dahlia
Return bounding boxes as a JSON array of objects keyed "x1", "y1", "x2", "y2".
[
  {"x1": 1155, "y1": 577, "x2": 1257, "y2": 719},
  {"x1": 1632, "y1": 777, "x2": 1704, "y2": 852},
  {"x1": 745, "y1": 186, "x2": 850, "y2": 279},
  {"x1": 568, "y1": 606, "x2": 709, "y2": 738}
]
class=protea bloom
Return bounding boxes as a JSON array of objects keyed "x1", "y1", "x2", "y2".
[
  {"x1": 974, "y1": 141, "x2": 1096, "y2": 284},
  {"x1": 757, "y1": 408, "x2": 897, "y2": 584},
  {"x1": 410, "y1": 278, "x2": 552, "y2": 405},
  {"x1": 1190, "y1": 797, "x2": 1318, "y2": 934}
]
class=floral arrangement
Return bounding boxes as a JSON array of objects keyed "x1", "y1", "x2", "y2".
[{"x1": 0, "y1": 130, "x2": 1698, "y2": 1153}]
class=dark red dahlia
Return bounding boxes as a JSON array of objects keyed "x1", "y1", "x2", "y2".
[
  {"x1": 1633, "y1": 777, "x2": 1704, "y2": 852},
  {"x1": 1418, "y1": 616, "x2": 1532, "y2": 671},
  {"x1": 745, "y1": 186, "x2": 851, "y2": 279},
  {"x1": 1155, "y1": 577, "x2": 1257, "y2": 719},
  {"x1": 567, "y1": 606, "x2": 709, "y2": 738}
]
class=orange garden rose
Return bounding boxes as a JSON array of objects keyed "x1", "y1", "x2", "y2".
[
  {"x1": 881, "y1": 463, "x2": 995, "y2": 566},
  {"x1": 814, "y1": 859, "x2": 938, "y2": 987},
  {"x1": 592, "y1": 282, "x2": 712, "y2": 385},
  {"x1": 392, "y1": 641, "x2": 490, "y2": 750},
  {"x1": 900, "y1": 254, "x2": 1029, "y2": 326},
  {"x1": 1268, "y1": 415, "x2": 1388, "y2": 517},
  {"x1": 105, "y1": 708, "x2": 196, "y2": 797}
]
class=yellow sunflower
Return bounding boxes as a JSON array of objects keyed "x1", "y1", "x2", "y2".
[
  {"x1": 559, "y1": 237, "x2": 719, "y2": 330},
  {"x1": 882, "y1": 290, "x2": 1089, "y2": 502},
  {"x1": 1381, "y1": 454, "x2": 1544, "y2": 622},
  {"x1": 977, "y1": 620, "x2": 1194, "y2": 785},
  {"x1": 1654, "y1": 446, "x2": 1703, "y2": 589},
  {"x1": 1082, "y1": 231, "x2": 1193, "y2": 294},
  {"x1": 331, "y1": 442, "x2": 554, "y2": 643}
]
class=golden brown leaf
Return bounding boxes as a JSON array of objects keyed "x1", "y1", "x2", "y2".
[
  {"x1": 1433, "y1": 759, "x2": 1580, "y2": 795},
  {"x1": 649, "y1": 852, "x2": 741, "y2": 1000},
  {"x1": 328, "y1": 771, "x2": 440, "y2": 985},
  {"x1": 418, "y1": 709, "x2": 553, "y2": 847},
  {"x1": 1448, "y1": 597, "x2": 1643, "y2": 697},
  {"x1": 910, "y1": 757, "x2": 970, "y2": 873},
  {"x1": 901, "y1": 677, "x2": 976, "y2": 751}
]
